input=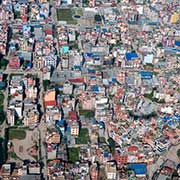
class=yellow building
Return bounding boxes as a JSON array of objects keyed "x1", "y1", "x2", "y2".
[{"x1": 171, "y1": 12, "x2": 179, "y2": 23}]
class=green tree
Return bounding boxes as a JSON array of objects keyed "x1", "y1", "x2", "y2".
[
  {"x1": 14, "y1": 11, "x2": 21, "y2": 19},
  {"x1": 0, "y1": 58, "x2": 9, "y2": 69},
  {"x1": 0, "y1": 138, "x2": 6, "y2": 166},
  {"x1": 108, "y1": 138, "x2": 115, "y2": 154},
  {"x1": 68, "y1": 147, "x2": 80, "y2": 162},
  {"x1": 43, "y1": 80, "x2": 50, "y2": 90},
  {"x1": 177, "y1": 149, "x2": 180, "y2": 158},
  {"x1": 0, "y1": 110, "x2": 5, "y2": 125},
  {"x1": 94, "y1": 14, "x2": 102, "y2": 22},
  {"x1": 0, "y1": 92, "x2": 4, "y2": 104}
]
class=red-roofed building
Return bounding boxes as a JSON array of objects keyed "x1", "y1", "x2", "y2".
[
  {"x1": 45, "y1": 30, "x2": 53, "y2": 35},
  {"x1": 22, "y1": 14, "x2": 27, "y2": 23},
  {"x1": 9, "y1": 56, "x2": 20, "y2": 69},
  {"x1": 0, "y1": 72, "x2": 3, "y2": 82},
  {"x1": 45, "y1": 101, "x2": 57, "y2": 107},
  {"x1": 44, "y1": 90, "x2": 56, "y2": 108},
  {"x1": 69, "y1": 111, "x2": 78, "y2": 121},
  {"x1": 0, "y1": 44, "x2": 6, "y2": 55},
  {"x1": 114, "y1": 154, "x2": 128, "y2": 165},
  {"x1": 68, "y1": 77, "x2": 84, "y2": 84},
  {"x1": 128, "y1": 146, "x2": 138, "y2": 153},
  {"x1": 115, "y1": 88, "x2": 123, "y2": 99}
]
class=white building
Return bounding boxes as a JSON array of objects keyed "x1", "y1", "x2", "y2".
[
  {"x1": 7, "y1": 109, "x2": 15, "y2": 126},
  {"x1": 106, "y1": 162, "x2": 116, "y2": 180},
  {"x1": 44, "y1": 54, "x2": 57, "y2": 68}
]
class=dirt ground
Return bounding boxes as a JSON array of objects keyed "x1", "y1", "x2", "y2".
[{"x1": 11, "y1": 128, "x2": 39, "y2": 161}]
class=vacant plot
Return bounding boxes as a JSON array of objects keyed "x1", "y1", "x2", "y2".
[
  {"x1": 57, "y1": 9, "x2": 77, "y2": 24},
  {"x1": 79, "y1": 110, "x2": 95, "y2": 118},
  {"x1": 68, "y1": 147, "x2": 80, "y2": 162},
  {"x1": 76, "y1": 128, "x2": 89, "y2": 144},
  {"x1": 9, "y1": 129, "x2": 26, "y2": 140}
]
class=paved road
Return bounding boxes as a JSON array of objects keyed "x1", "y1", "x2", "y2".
[{"x1": 38, "y1": 71, "x2": 47, "y2": 179}]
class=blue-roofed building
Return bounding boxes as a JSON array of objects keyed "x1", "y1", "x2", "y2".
[
  {"x1": 95, "y1": 25, "x2": 101, "y2": 33},
  {"x1": 27, "y1": 62, "x2": 32, "y2": 69},
  {"x1": 93, "y1": 55, "x2": 100, "y2": 61},
  {"x1": 90, "y1": 76, "x2": 96, "y2": 79},
  {"x1": 125, "y1": 52, "x2": 138, "y2": 61},
  {"x1": 92, "y1": 85, "x2": 99, "y2": 92},
  {"x1": 128, "y1": 163, "x2": 147, "y2": 177},
  {"x1": 60, "y1": 46, "x2": 69, "y2": 55},
  {"x1": 33, "y1": 24, "x2": 43, "y2": 28},
  {"x1": 147, "y1": 21, "x2": 160, "y2": 26},
  {"x1": 168, "y1": 121, "x2": 174, "y2": 126},
  {"x1": 139, "y1": 71, "x2": 153, "y2": 80},
  {"x1": 23, "y1": 24, "x2": 31, "y2": 32},
  {"x1": 99, "y1": 121, "x2": 105, "y2": 128},
  {"x1": 103, "y1": 152, "x2": 109, "y2": 158},
  {"x1": 56, "y1": 120, "x2": 65, "y2": 135},
  {"x1": 67, "y1": 126, "x2": 71, "y2": 134},
  {"x1": 40, "y1": 14, "x2": 45, "y2": 19},
  {"x1": 74, "y1": 65, "x2": 81, "y2": 70},
  {"x1": 112, "y1": 78, "x2": 117, "y2": 83},
  {"x1": 88, "y1": 69, "x2": 95, "y2": 74},
  {"x1": 14, "y1": 3, "x2": 21, "y2": 11},
  {"x1": 173, "y1": 114, "x2": 180, "y2": 121},
  {"x1": 86, "y1": 52, "x2": 94, "y2": 57},
  {"x1": 102, "y1": 28, "x2": 108, "y2": 33},
  {"x1": 163, "y1": 116, "x2": 170, "y2": 122},
  {"x1": 18, "y1": 0, "x2": 28, "y2": 3},
  {"x1": 175, "y1": 41, "x2": 180, "y2": 47},
  {"x1": 56, "y1": 120, "x2": 65, "y2": 126},
  {"x1": 55, "y1": 85, "x2": 64, "y2": 90}
]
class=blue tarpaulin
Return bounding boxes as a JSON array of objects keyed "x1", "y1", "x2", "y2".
[
  {"x1": 88, "y1": 69, "x2": 95, "y2": 74},
  {"x1": 86, "y1": 52, "x2": 93, "y2": 57},
  {"x1": 90, "y1": 76, "x2": 96, "y2": 78},
  {"x1": 99, "y1": 121, "x2": 105, "y2": 128},
  {"x1": 102, "y1": 28, "x2": 108, "y2": 33},
  {"x1": 92, "y1": 85, "x2": 99, "y2": 92},
  {"x1": 27, "y1": 62, "x2": 32, "y2": 68},
  {"x1": 104, "y1": 152, "x2": 109, "y2": 158},
  {"x1": 175, "y1": 41, "x2": 180, "y2": 46},
  {"x1": 168, "y1": 121, "x2": 174, "y2": 126},
  {"x1": 125, "y1": 52, "x2": 138, "y2": 61},
  {"x1": 163, "y1": 116, "x2": 170, "y2": 121},
  {"x1": 173, "y1": 114, "x2": 180, "y2": 121},
  {"x1": 112, "y1": 78, "x2": 117, "y2": 82},
  {"x1": 56, "y1": 120, "x2": 65, "y2": 126},
  {"x1": 139, "y1": 71, "x2": 153, "y2": 76},
  {"x1": 74, "y1": 65, "x2": 81, "y2": 70}
]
